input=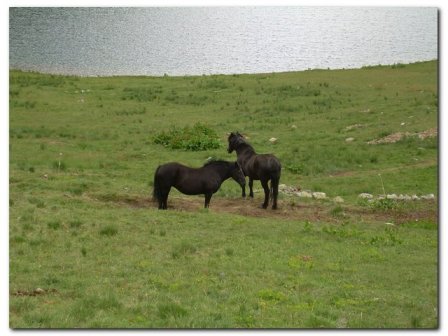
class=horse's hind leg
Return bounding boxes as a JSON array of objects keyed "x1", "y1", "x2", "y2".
[
  {"x1": 260, "y1": 179, "x2": 270, "y2": 209},
  {"x1": 271, "y1": 177, "x2": 279, "y2": 210},
  {"x1": 204, "y1": 193, "x2": 212, "y2": 208},
  {"x1": 161, "y1": 187, "x2": 171, "y2": 209}
]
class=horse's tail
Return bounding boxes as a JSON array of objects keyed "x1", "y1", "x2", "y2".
[
  {"x1": 270, "y1": 170, "x2": 281, "y2": 200},
  {"x1": 269, "y1": 159, "x2": 282, "y2": 201},
  {"x1": 152, "y1": 165, "x2": 162, "y2": 203}
]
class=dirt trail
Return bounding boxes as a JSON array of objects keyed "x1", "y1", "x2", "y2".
[{"x1": 98, "y1": 194, "x2": 437, "y2": 225}]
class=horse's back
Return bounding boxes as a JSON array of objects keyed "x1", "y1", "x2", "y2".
[
  {"x1": 246, "y1": 154, "x2": 281, "y2": 180},
  {"x1": 156, "y1": 162, "x2": 213, "y2": 195},
  {"x1": 155, "y1": 162, "x2": 184, "y2": 182},
  {"x1": 255, "y1": 154, "x2": 281, "y2": 171}
]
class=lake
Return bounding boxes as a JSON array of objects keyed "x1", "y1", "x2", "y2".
[{"x1": 9, "y1": 7, "x2": 438, "y2": 76}]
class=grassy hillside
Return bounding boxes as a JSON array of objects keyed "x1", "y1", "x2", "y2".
[{"x1": 9, "y1": 61, "x2": 438, "y2": 328}]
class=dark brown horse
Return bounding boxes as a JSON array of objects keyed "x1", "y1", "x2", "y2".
[
  {"x1": 227, "y1": 132, "x2": 281, "y2": 209},
  {"x1": 153, "y1": 160, "x2": 246, "y2": 209}
]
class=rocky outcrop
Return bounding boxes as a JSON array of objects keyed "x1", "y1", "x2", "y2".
[{"x1": 358, "y1": 193, "x2": 436, "y2": 201}]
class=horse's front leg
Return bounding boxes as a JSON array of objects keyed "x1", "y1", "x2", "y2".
[
  {"x1": 204, "y1": 193, "x2": 213, "y2": 208},
  {"x1": 241, "y1": 184, "x2": 246, "y2": 198},
  {"x1": 249, "y1": 177, "x2": 254, "y2": 198}
]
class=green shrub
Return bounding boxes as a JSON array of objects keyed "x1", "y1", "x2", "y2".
[
  {"x1": 122, "y1": 87, "x2": 162, "y2": 101},
  {"x1": 153, "y1": 123, "x2": 221, "y2": 151},
  {"x1": 47, "y1": 220, "x2": 61, "y2": 230},
  {"x1": 158, "y1": 303, "x2": 188, "y2": 319},
  {"x1": 369, "y1": 198, "x2": 398, "y2": 211},
  {"x1": 99, "y1": 225, "x2": 118, "y2": 236}
]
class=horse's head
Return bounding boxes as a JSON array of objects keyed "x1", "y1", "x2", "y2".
[
  {"x1": 227, "y1": 132, "x2": 245, "y2": 153},
  {"x1": 231, "y1": 161, "x2": 246, "y2": 187}
]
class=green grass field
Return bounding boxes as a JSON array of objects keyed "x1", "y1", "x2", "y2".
[{"x1": 9, "y1": 61, "x2": 438, "y2": 328}]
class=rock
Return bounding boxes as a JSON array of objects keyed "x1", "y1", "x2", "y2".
[
  {"x1": 358, "y1": 193, "x2": 373, "y2": 199},
  {"x1": 312, "y1": 192, "x2": 327, "y2": 199},
  {"x1": 398, "y1": 194, "x2": 412, "y2": 201},
  {"x1": 333, "y1": 196, "x2": 344, "y2": 203},
  {"x1": 345, "y1": 124, "x2": 364, "y2": 131},
  {"x1": 421, "y1": 194, "x2": 435, "y2": 200},
  {"x1": 291, "y1": 125, "x2": 297, "y2": 129},
  {"x1": 412, "y1": 195, "x2": 420, "y2": 200},
  {"x1": 34, "y1": 288, "x2": 45, "y2": 295},
  {"x1": 279, "y1": 184, "x2": 301, "y2": 195},
  {"x1": 296, "y1": 191, "x2": 312, "y2": 198},
  {"x1": 269, "y1": 137, "x2": 278, "y2": 143},
  {"x1": 345, "y1": 137, "x2": 355, "y2": 142},
  {"x1": 386, "y1": 194, "x2": 398, "y2": 200}
]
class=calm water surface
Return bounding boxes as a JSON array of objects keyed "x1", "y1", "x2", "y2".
[{"x1": 9, "y1": 7, "x2": 438, "y2": 76}]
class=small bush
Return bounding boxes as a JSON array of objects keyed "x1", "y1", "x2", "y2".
[
  {"x1": 68, "y1": 182, "x2": 89, "y2": 196},
  {"x1": 369, "y1": 198, "x2": 398, "y2": 211},
  {"x1": 52, "y1": 161, "x2": 67, "y2": 171},
  {"x1": 197, "y1": 77, "x2": 228, "y2": 90},
  {"x1": 158, "y1": 303, "x2": 188, "y2": 319},
  {"x1": 391, "y1": 63, "x2": 406, "y2": 69},
  {"x1": 47, "y1": 220, "x2": 61, "y2": 230},
  {"x1": 122, "y1": 87, "x2": 162, "y2": 101},
  {"x1": 330, "y1": 205, "x2": 344, "y2": 217},
  {"x1": 171, "y1": 241, "x2": 197, "y2": 259},
  {"x1": 225, "y1": 247, "x2": 234, "y2": 256},
  {"x1": 258, "y1": 289, "x2": 286, "y2": 302},
  {"x1": 99, "y1": 225, "x2": 118, "y2": 236},
  {"x1": 69, "y1": 219, "x2": 83, "y2": 229},
  {"x1": 153, "y1": 123, "x2": 221, "y2": 151}
]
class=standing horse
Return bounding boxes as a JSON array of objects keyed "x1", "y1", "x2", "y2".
[
  {"x1": 227, "y1": 132, "x2": 281, "y2": 209},
  {"x1": 153, "y1": 160, "x2": 246, "y2": 209}
]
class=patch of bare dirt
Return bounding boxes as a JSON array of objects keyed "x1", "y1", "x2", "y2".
[
  {"x1": 12, "y1": 288, "x2": 58, "y2": 297},
  {"x1": 390, "y1": 208, "x2": 438, "y2": 225},
  {"x1": 417, "y1": 128, "x2": 438, "y2": 140},
  {"x1": 172, "y1": 197, "x2": 335, "y2": 221},
  {"x1": 94, "y1": 194, "x2": 437, "y2": 225},
  {"x1": 367, "y1": 128, "x2": 437, "y2": 145}
]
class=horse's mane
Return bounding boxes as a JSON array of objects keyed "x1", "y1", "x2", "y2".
[
  {"x1": 230, "y1": 132, "x2": 255, "y2": 152},
  {"x1": 202, "y1": 159, "x2": 231, "y2": 167}
]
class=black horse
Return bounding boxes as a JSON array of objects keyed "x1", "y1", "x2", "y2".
[
  {"x1": 227, "y1": 132, "x2": 281, "y2": 209},
  {"x1": 153, "y1": 160, "x2": 246, "y2": 209}
]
